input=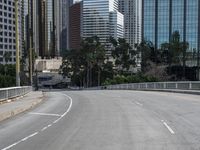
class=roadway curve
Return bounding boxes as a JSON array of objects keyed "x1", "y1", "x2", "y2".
[{"x1": 0, "y1": 90, "x2": 200, "y2": 150}]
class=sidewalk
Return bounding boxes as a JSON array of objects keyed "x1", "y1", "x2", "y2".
[{"x1": 0, "y1": 91, "x2": 44, "y2": 122}]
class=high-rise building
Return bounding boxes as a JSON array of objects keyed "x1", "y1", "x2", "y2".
[
  {"x1": 37, "y1": 0, "x2": 47, "y2": 58},
  {"x1": 46, "y1": 0, "x2": 55, "y2": 58},
  {"x1": 82, "y1": 0, "x2": 124, "y2": 51},
  {"x1": 32, "y1": 0, "x2": 38, "y2": 56},
  {"x1": 109, "y1": 11, "x2": 124, "y2": 40},
  {"x1": 23, "y1": 0, "x2": 33, "y2": 59},
  {"x1": 69, "y1": 2, "x2": 81, "y2": 50},
  {"x1": 33, "y1": 0, "x2": 69, "y2": 58},
  {"x1": 70, "y1": 0, "x2": 82, "y2": 6},
  {"x1": 33, "y1": 0, "x2": 56, "y2": 58},
  {"x1": 55, "y1": 0, "x2": 70, "y2": 55},
  {"x1": 142, "y1": 0, "x2": 200, "y2": 67},
  {"x1": 110, "y1": 11, "x2": 124, "y2": 39},
  {"x1": 0, "y1": 0, "x2": 23, "y2": 64},
  {"x1": 119, "y1": 0, "x2": 142, "y2": 48}
]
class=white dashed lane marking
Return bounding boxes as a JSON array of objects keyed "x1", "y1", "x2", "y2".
[{"x1": 162, "y1": 120, "x2": 175, "y2": 135}]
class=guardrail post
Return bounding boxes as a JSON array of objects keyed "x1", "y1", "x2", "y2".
[
  {"x1": 6, "y1": 89, "x2": 8, "y2": 99},
  {"x1": 189, "y1": 82, "x2": 192, "y2": 90},
  {"x1": 164, "y1": 83, "x2": 166, "y2": 89},
  {"x1": 175, "y1": 83, "x2": 178, "y2": 89}
]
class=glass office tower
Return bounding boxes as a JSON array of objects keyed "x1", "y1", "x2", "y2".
[
  {"x1": 82, "y1": 0, "x2": 124, "y2": 50},
  {"x1": 142, "y1": 0, "x2": 200, "y2": 67}
]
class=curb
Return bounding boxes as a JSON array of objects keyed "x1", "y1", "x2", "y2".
[
  {"x1": 105, "y1": 88, "x2": 200, "y2": 96},
  {"x1": 0, "y1": 93, "x2": 45, "y2": 122},
  {"x1": 126, "y1": 89, "x2": 200, "y2": 95}
]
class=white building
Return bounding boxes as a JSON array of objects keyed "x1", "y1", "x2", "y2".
[
  {"x1": 119, "y1": 0, "x2": 142, "y2": 49},
  {"x1": 109, "y1": 11, "x2": 124, "y2": 40},
  {"x1": 0, "y1": 0, "x2": 23, "y2": 64},
  {"x1": 82, "y1": 0, "x2": 124, "y2": 50}
]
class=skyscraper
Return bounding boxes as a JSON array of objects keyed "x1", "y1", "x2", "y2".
[
  {"x1": 46, "y1": 0, "x2": 55, "y2": 58},
  {"x1": 33, "y1": 0, "x2": 56, "y2": 58},
  {"x1": 142, "y1": 0, "x2": 200, "y2": 67},
  {"x1": 82, "y1": 0, "x2": 124, "y2": 51},
  {"x1": 69, "y1": 2, "x2": 81, "y2": 50},
  {"x1": 119, "y1": 0, "x2": 142, "y2": 49},
  {"x1": 33, "y1": 0, "x2": 69, "y2": 58},
  {"x1": 109, "y1": 11, "x2": 124, "y2": 40},
  {"x1": 37, "y1": 0, "x2": 47, "y2": 58},
  {"x1": 0, "y1": 0, "x2": 23, "y2": 64},
  {"x1": 55, "y1": 0, "x2": 70, "y2": 54}
]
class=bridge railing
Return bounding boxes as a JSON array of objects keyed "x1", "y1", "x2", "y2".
[
  {"x1": 87, "y1": 81, "x2": 200, "y2": 91},
  {"x1": 0, "y1": 86, "x2": 32, "y2": 102}
]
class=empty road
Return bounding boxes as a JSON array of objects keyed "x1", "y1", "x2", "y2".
[{"x1": 1, "y1": 90, "x2": 200, "y2": 150}]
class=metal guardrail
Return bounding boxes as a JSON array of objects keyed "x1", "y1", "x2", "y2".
[
  {"x1": 87, "y1": 81, "x2": 200, "y2": 91},
  {"x1": 0, "y1": 86, "x2": 32, "y2": 102}
]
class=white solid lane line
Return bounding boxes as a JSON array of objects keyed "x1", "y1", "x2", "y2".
[
  {"x1": 162, "y1": 120, "x2": 175, "y2": 134},
  {"x1": 1, "y1": 93, "x2": 73, "y2": 150},
  {"x1": 29, "y1": 112, "x2": 62, "y2": 117}
]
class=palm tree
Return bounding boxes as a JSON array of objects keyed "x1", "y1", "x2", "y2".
[{"x1": 81, "y1": 36, "x2": 106, "y2": 87}]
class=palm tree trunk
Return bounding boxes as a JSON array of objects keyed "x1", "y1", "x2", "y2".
[
  {"x1": 183, "y1": 50, "x2": 186, "y2": 79},
  {"x1": 89, "y1": 65, "x2": 92, "y2": 87},
  {"x1": 98, "y1": 66, "x2": 101, "y2": 87},
  {"x1": 87, "y1": 62, "x2": 89, "y2": 88}
]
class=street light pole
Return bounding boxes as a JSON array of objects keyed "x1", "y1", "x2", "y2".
[{"x1": 15, "y1": 0, "x2": 20, "y2": 86}]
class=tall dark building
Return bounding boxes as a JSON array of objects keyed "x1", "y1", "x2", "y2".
[
  {"x1": 69, "y1": 2, "x2": 81, "y2": 50},
  {"x1": 36, "y1": 0, "x2": 56, "y2": 58},
  {"x1": 142, "y1": 0, "x2": 200, "y2": 68},
  {"x1": 38, "y1": 0, "x2": 47, "y2": 58}
]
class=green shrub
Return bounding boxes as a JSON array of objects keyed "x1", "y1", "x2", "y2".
[{"x1": 102, "y1": 73, "x2": 159, "y2": 85}]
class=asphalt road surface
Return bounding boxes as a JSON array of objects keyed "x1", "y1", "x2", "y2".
[{"x1": 1, "y1": 90, "x2": 200, "y2": 150}]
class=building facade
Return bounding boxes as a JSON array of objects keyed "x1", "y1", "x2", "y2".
[
  {"x1": 0, "y1": 0, "x2": 24, "y2": 64},
  {"x1": 69, "y1": 2, "x2": 81, "y2": 50},
  {"x1": 119, "y1": 0, "x2": 142, "y2": 49},
  {"x1": 109, "y1": 11, "x2": 124, "y2": 40},
  {"x1": 33, "y1": 0, "x2": 69, "y2": 58},
  {"x1": 82, "y1": 0, "x2": 124, "y2": 50},
  {"x1": 142, "y1": 0, "x2": 200, "y2": 67},
  {"x1": 56, "y1": 0, "x2": 70, "y2": 55},
  {"x1": 33, "y1": 0, "x2": 54, "y2": 58}
]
